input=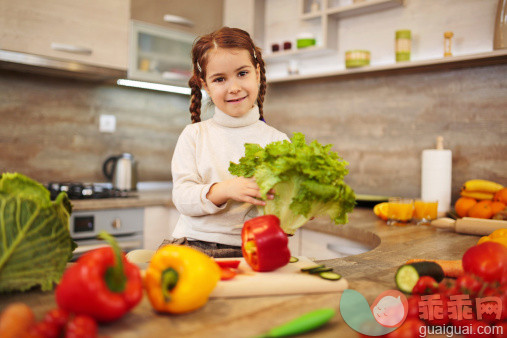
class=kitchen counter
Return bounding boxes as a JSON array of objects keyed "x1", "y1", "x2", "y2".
[
  {"x1": 70, "y1": 189, "x2": 174, "y2": 211},
  {"x1": 0, "y1": 207, "x2": 479, "y2": 337}
]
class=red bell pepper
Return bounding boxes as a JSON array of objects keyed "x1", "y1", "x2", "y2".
[
  {"x1": 241, "y1": 215, "x2": 291, "y2": 272},
  {"x1": 55, "y1": 232, "x2": 143, "y2": 323}
]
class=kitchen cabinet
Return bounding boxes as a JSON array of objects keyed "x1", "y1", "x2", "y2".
[
  {"x1": 0, "y1": 0, "x2": 129, "y2": 70},
  {"x1": 131, "y1": 0, "x2": 224, "y2": 36},
  {"x1": 143, "y1": 206, "x2": 180, "y2": 250},
  {"x1": 128, "y1": 21, "x2": 195, "y2": 87}
]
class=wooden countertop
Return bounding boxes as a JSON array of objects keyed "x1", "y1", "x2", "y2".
[{"x1": 0, "y1": 208, "x2": 479, "y2": 337}]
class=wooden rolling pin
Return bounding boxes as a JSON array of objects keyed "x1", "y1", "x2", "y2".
[{"x1": 430, "y1": 217, "x2": 507, "y2": 236}]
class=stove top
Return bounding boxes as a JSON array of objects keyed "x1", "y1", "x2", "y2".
[{"x1": 46, "y1": 182, "x2": 136, "y2": 200}]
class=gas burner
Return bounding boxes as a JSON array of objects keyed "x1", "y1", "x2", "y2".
[{"x1": 46, "y1": 182, "x2": 136, "y2": 200}]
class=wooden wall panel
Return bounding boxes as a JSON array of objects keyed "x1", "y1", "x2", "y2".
[{"x1": 1, "y1": 64, "x2": 506, "y2": 204}]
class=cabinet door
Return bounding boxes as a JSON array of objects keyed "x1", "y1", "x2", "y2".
[
  {"x1": 129, "y1": 21, "x2": 195, "y2": 86},
  {"x1": 0, "y1": 0, "x2": 129, "y2": 69},
  {"x1": 131, "y1": 0, "x2": 223, "y2": 36},
  {"x1": 143, "y1": 206, "x2": 180, "y2": 250}
]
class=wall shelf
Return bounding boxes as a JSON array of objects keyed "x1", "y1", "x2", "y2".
[{"x1": 267, "y1": 49, "x2": 507, "y2": 83}]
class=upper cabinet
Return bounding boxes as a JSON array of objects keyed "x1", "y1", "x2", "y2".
[
  {"x1": 131, "y1": 0, "x2": 224, "y2": 36},
  {"x1": 0, "y1": 0, "x2": 129, "y2": 70}
]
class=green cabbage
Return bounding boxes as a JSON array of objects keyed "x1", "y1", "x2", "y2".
[
  {"x1": 0, "y1": 173, "x2": 76, "y2": 292},
  {"x1": 229, "y1": 133, "x2": 356, "y2": 235}
]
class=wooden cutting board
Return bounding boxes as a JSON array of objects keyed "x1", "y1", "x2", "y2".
[{"x1": 210, "y1": 256, "x2": 348, "y2": 298}]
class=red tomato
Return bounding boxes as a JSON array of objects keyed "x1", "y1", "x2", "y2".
[
  {"x1": 29, "y1": 321, "x2": 60, "y2": 338},
  {"x1": 462, "y1": 242, "x2": 507, "y2": 283},
  {"x1": 493, "y1": 321, "x2": 507, "y2": 338},
  {"x1": 456, "y1": 273, "x2": 484, "y2": 297},
  {"x1": 405, "y1": 295, "x2": 422, "y2": 320},
  {"x1": 385, "y1": 318, "x2": 426, "y2": 338},
  {"x1": 44, "y1": 308, "x2": 70, "y2": 332},
  {"x1": 425, "y1": 294, "x2": 450, "y2": 327},
  {"x1": 215, "y1": 260, "x2": 241, "y2": 269},
  {"x1": 65, "y1": 315, "x2": 97, "y2": 338},
  {"x1": 219, "y1": 267, "x2": 237, "y2": 281},
  {"x1": 463, "y1": 319, "x2": 493, "y2": 338},
  {"x1": 412, "y1": 276, "x2": 439, "y2": 295}
]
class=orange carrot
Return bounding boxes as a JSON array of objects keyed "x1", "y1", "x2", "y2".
[{"x1": 406, "y1": 259, "x2": 464, "y2": 278}]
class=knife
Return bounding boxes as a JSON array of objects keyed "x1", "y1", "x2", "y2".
[
  {"x1": 430, "y1": 217, "x2": 507, "y2": 235},
  {"x1": 256, "y1": 308, "x2": 336, "y2": 338}
]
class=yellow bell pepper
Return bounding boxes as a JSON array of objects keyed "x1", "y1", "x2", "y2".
[
  {"x1": 144, "y1": 245, "x2": 220, "y2": 314},
  {"x1": 477, "y1": 228, "x2": 507, "y2": 248}
]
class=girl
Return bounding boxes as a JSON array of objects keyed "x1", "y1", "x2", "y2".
[{"x1": 162, "y1": 27, "x2": 289, "y2": 258}]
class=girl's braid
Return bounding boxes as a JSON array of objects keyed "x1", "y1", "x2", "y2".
[
  {"x1": 255, "y1": 47, "x2": 267, "y2": 121},
  {"x1": 188, "y1": 74, "x2": 202, "y2": 124}
]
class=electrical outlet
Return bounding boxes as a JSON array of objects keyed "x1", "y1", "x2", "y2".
[{"x1": 99, "y1": 114, "x2": 116, "y2": 133}]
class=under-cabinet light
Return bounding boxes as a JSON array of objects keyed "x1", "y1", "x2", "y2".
[{"x1": 116, "y1": 79, "x2": 191, "y2": 95}]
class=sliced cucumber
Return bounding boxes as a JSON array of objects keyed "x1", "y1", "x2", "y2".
[
  {"x1": 319, "y1": 272, "x2": 342, "y2": 280},
  {"x1": 289, "y1": 256, "x2": 299, "y2": 263},
  {"x1": 301, "y1": 264, "x2": 325, "y2": 272},
  {"x1": 395, "y1": 262, "x2": 444, "y2": 294},
  {"x1": 307, "y1": 267, "x2": 333, "y2": 274}
]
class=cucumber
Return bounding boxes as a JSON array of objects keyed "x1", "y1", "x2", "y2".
[
  {"x1": 319, "y1": 272, "x2": 342, "y2": 280},
  {"x1": 301, "y1": 264, "x2": 325, "y2": 272},
  {"x1": 307, "y1": 267, "x2": 333, "y2": 274},
  {"x1": 289, "y1": 256, "x2": 299, "y2": 263},
  {"x1": 395, "y1": 262, "x2": 444, "y2": 294}
]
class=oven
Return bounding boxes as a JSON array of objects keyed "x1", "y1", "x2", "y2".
[
  {"x1": 70, "y1": 208, "x2": 144, "y2": 260},
  {"x1": 47, "y1": 182, "x2": 144, "y2": 260}
]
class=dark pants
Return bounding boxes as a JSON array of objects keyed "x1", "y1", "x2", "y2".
[{"x1": 159, "y1": 237, "x2": 243, "y2": 258}]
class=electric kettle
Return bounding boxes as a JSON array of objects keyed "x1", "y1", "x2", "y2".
[{"x1": 102, "y1": 153, "x2": 138, "y2": 191}]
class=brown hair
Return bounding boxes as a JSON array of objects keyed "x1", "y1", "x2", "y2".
[{"x1": 188, "y1": 27, "x2": 267, "y2": 123}]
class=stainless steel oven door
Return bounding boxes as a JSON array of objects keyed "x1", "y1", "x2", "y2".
[{"x1": 70, "y1": 208, "x2": 144, "y2": 259}]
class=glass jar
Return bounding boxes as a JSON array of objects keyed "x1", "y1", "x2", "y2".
[{"x1": 395, "y1": 30, "x2": 411, "y2": 62}]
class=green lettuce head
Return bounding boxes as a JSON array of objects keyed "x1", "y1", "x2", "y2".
[
  {"x1": 229, "y1": 133, "x2": 356, "y2": 235},
  {"x1": 0, "y1": 173, "x2": 76, "y2": 292}
]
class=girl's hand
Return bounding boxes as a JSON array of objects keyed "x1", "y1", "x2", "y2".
[{"x1": 207, "y1": 177, "x2": 274, "y2": 207}]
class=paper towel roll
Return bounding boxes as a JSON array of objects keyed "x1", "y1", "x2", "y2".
[{"x1": 421, "y1": 149, "x2": 452, "y2": 213}]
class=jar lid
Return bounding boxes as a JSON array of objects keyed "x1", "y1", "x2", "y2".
[
  {"x1": 298, "y1": 33, "x2": 315, "y2": 39},
  {"x1": 395, "y1": 30, "x2": 411, "y2": 39},
  {"x1": 345, "y1": 50, "x2": 370, "y2": 54}
]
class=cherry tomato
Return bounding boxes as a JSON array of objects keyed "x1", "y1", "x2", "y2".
[
  {"x1": 462, "y1": 242, "x2": 507, "y2": 283},
  {"x1": 493, "y1": 321, "x2": 507, "y2": 338},
  {"x1": 405, "y1": 295, "x2": 422, "y2": 320},
  {"x1": 44, "y1": 308, "x2": 70, "y2": 332},
  {"x1": 29, "y1": 321, "x2": 60, "y2": 338},
  {"x1": 456, "y1": 273, "x2": 484, "y2": 297},
  {"x1": 463, "y1": 319, "x2": 493, "y2": 338},
  {"x1": 425, "y1": 294, "x2": 450, "y2": 327},
  {"x1": 412, "y1": 276, "x2": 439, "y2": 295},
  {"x1": 65, "y1": 315, "x2": 97, "y2": 338},
  {"x1": 385, "y1": 318, "x2": 426, "y2": 338}
]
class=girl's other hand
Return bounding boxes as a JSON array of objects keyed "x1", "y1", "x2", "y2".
[{"x1": 207, "y1": 177, "x2": 271, "y2": 206}]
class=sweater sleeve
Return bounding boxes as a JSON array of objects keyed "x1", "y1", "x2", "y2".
[{"x1": 171, "y1": 126, "x2": 226, "y2": 216}]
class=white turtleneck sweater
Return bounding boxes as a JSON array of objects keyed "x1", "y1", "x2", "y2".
[{"x1": 171, "y1": 105, "x2": 289, "y2": 246}]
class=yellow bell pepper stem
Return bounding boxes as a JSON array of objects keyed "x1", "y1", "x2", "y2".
[{"x1": 144, "y1": 245, "x2": 221, "y2": 314}]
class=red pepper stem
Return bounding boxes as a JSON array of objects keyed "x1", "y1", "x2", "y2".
[{"x1": 98, "y1": 231, "x2": 127, "y2": 293}]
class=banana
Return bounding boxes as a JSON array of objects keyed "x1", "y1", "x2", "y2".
[
  {"x1": 460, "y1": 190, "x2": 494, "y2": 200},
  {"x1": 461, "y1": 179, "x2": 503, "y2": 193}
]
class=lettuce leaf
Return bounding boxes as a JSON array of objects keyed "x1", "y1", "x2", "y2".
[
  {"x1": 0, "y1": 173, "x2": 76, "y2": 292},
  {"x1": 229, "y1": 133, "x2": 356, "y2": 235}
]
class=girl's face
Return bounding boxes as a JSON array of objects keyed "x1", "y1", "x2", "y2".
[{"x1": 201, "y1": 48, "x2": 260, "y2": 118}]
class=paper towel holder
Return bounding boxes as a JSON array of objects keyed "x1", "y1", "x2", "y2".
[{"x1": 436, "y1": 136, "x2": 444, "y2": 150}]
